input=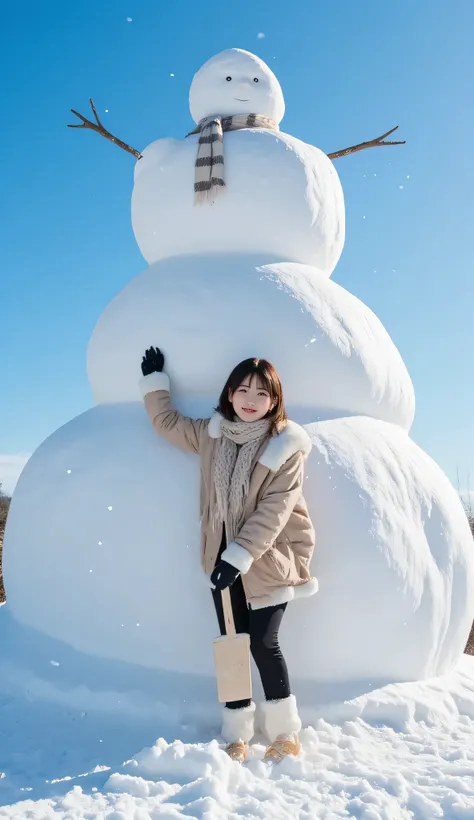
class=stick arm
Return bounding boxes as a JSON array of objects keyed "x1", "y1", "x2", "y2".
[
  {"x1": 68, "y1": 99, "x2": 143, "y2": 160},
  {"x1": 328, "y1": 125, "x2": 405, "y2": 160}
]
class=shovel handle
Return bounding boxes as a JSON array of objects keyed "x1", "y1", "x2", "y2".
[{"x1": 221, "y1": 587, "x2": 236, "y2": 637}]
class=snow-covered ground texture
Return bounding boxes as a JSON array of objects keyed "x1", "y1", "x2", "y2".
[{"x1": 1, "y1": 652, "x2": 473, "y2": 819}]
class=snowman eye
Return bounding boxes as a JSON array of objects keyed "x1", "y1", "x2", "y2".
[
  {"x1": 253, "y1": 77, "x2": 259, "y2": 83},
  {"x1": 226, "y1": 76, "x2": 232, "y2": 82}
]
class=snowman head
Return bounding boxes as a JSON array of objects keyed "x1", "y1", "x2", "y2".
[{"x1": 189, "y1": 48, "x2": 285, "y2": 125}]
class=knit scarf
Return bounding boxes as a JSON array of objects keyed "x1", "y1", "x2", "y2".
[
  {"x1": 187, "y1": 114, "x2": 279, "y2": 204},
  {"x1": 211, "y1": 417, "x2": 271, "y2": 543}
]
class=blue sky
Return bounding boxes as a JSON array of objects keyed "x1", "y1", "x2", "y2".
[{"x1": 1, "y1": 0, "x2": 473, "y2": 494}]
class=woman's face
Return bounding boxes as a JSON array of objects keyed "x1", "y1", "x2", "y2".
[{"x1": 229, "y1": 374, "x2": 273, "y2": 422}]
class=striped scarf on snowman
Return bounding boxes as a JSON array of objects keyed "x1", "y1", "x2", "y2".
[{"x1": 187, "y1": 114, "x2": 279, "y2": 204}]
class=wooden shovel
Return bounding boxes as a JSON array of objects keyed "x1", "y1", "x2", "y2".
[{"x1": 213, "y1": 587, "x2": 252, "y2": 703}]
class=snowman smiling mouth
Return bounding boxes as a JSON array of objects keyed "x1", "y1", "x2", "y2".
[{"x1": 235, "y1": 98, "x2": 249, "y2": 102}]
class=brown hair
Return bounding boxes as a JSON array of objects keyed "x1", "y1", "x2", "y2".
[{"x1": 217, "y1": 358, "x2": 288, "y2": 436}]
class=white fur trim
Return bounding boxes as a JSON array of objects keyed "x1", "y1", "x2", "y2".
[
  {"x1": 208, "y1": 412, "x2": 223, "y2": 439},
  {"x1": 260, "y1": 695, "x2": 302, "y2": 741},
  {"x1": 248, "y1": 578, "x2": 319, "y2": 610},
  {"x1": 207, "y1": 415, "x2": 311, "y2": 471},
  {"x1": 221, "y1": 542, "x2": 254, "y2": 574},
  {"x1": 259, "y1": 421, "x2": 312, "y2": 472},
  {"x1": 294, "y1": 577, "x2": 319, "y2": 599},
  {"x1": 221, "y1": 702, "x2": 256, "y2": 743},
  {"x1": 139, "y1": 372, "x2": 170, "y2": 397}
]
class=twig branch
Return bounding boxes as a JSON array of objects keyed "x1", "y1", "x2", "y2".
[
  {"x1": 68, "y1": 99, "x2": 142, "y2": 160},
  {"x1": 68, "y1": 104, "x2": 404, "y2": 166},
  {"x1": 328, "y1": 126, "x2": 405, "y2": 160}
]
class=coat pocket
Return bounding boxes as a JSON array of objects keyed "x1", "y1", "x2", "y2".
[
  {"x1": 268, "y1": 538, "x2": 298, "y2": 583},
  {"x1": 244, "y1": 537, "x2": 300, "y2": 598}
]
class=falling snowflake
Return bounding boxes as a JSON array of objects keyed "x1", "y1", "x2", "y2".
[
  {"x1": 170, "y1": 73, "x2": 175, "y2": 77},
  {"x1": 126, "y1": 17, "x2": 132, "y2": 22},
  {"x1": 399, "y1": 185, "x2": 404, "y2": 190},
  {"x1": 66, "y1": 469, "x2": 71, "y2": 474},
  {"x1": 107, "y1": 506, "x2": 113, "y2": 511},
  {"x1": 257, "y1": 32, "x2": 265, "y2": 39},
  {"x1": 50, "y1": 661, "x2": 60, "y2": 667}
]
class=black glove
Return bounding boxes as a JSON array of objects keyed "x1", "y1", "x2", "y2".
[
  {"x1": 211, "y1": 561, "x2": 240, "y2": 591},
  {"x1": 141, "y1": 346, "x2": 165, "y2": 376}
]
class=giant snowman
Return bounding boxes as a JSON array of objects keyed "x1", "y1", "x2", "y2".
[{"x1": 4, "y1": 49, "x2": 474, "y2": 691}]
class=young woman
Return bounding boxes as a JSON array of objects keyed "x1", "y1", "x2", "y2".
[{"x1": 139, "y1": 347, "x2": 317, "y2": 763}]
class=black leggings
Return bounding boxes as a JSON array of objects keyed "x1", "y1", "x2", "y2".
[{"x1": 212, "y1": 576, "x2": 291, "y2": 709}]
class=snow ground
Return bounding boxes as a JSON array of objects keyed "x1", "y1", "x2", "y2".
[{"x1": 0, "y1": 656, "x2": 473, "y2": 819}]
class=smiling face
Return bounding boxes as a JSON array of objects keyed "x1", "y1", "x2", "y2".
[
  {"x1": 189, "y1": 48, "x2": 285, "y2": 124},
  {"x1": 229, "y1": 374, "x2": 274, "y2": 422}
]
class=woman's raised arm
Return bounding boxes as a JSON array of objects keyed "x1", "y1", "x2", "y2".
[{"x1": 140, "y1": 346, "x2": 208, "y2": 455}]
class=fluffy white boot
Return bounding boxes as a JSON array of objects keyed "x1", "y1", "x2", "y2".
[
  {"x1": 221, "y1": 702, "x2": 256, "y2": 763},
  {"x1": 261, "y1": 695, "x2": 302, "y2": 761},
  {"x1": 260, "y1": 694, "x2": 302, "y2": 741},
  {"x1": 221, "y1": 702, "x2": 256, "y2": 743}
]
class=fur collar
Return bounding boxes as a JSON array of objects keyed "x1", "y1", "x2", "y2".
[{"x1": 207, "y1": 413, "x2": 312, "y2": 472}]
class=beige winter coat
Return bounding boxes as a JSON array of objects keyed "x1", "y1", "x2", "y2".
[{"x1": 140, "y1": 371, "x2": 318, "y2": 609}]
